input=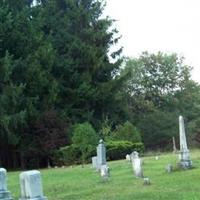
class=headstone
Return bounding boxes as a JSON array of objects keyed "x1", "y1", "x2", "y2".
[
  {"x1": 92, "y1": 156, "x2": 98, "y2": 169},
  {"x1": 19, "y1": 170, "x2": 47, "y2": 200},
  {"x1": 131, "y1": 151, "x2": 143, "y2": 178},
  {"x1": 125, "y1": 154, "x2": 131, "y2": 162},
  {"x1": 155, "y1": 156, "x2": 159, "y2": 160},
  {"x1": 96, "y1": 139, "x2": 106, "y2": 170},
  {"x1": 179, "y1": 116, "x2": 192, "y2": 169},
  {"x1": 172, "y1": 137, "x2": 177, "y2": 153},
  {"x1": 130, "y1": 151, "x2": 139, "y2": 160},
  {"x1": 165, "y1": 164, "x2": 173, "y2": 173},
  {"x1": 100, "y1": 165, "x2": 110, "y2": 181},
  {"x1": 143, "y1": 177, "x2": 150, "y2": 185},
  {"x1": 0, "y1": 168, "x2": 13, "y2": 200}
]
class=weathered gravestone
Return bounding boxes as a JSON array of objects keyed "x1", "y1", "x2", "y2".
[
  {"x1": 179, "y1": 116, "x2": 192, "y2": 169},
  {"x1": 143, "y1": 177, "x2": 150, "y2": 185},
  {"x1": 100, "y1": 165, "x2": 110, "y2": 181},
  {"x1": 125, "y1": 154, "x2": 131, "y2": 162},
  {"x1": 0, "y1": 168, "x2": 13, "y2": 200},
  {"x1": 19, "y1": 170, "x2": 47, "y2": 200},
  {"x1": 165, "y1": 164, "x2": 173, "y2": 173},
  {"x1": 96, "y1": 139, "x2": 106, "y2": 170},
  {"x1": 131, "y1": 151, "x2": 143, "y2": 178},
  {"x1": 91, "y1": 156, "x2": 98, "y2": 169},
  {"x1": 172, "y1": 137, "x2": 177, "y2": 153}
]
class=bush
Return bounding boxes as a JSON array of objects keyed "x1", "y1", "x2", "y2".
[
  {"x1": 52, "y1": 145, "x2": 81, "y2": 166},
  {"x1": 106, "y1": 140, "x2": 144, "y2": 161},
  {"x1": 52, "y1": 140, "x2": 144, "y2": 166},
  {"x1": 72, "y1": 122, "x2": 99, "y2": 164},
  {"x1": 112, "y1": 121, "x2": 142, "y2": 143},
  {"x1": 52, "y1": 144, "x2": 96, "y2": 166}
]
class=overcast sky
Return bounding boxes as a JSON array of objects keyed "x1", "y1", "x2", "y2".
[{"x1": 104, "y1": 0, "x2": 200, "y2": 83}]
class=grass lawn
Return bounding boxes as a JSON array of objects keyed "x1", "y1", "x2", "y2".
[{"x1": 7, "y1": 150, "x2": 200, "y2": 200}]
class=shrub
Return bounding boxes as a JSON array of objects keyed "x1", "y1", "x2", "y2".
[
  {"x1": 52, "y1": 145, "x2": 81, "y2": 166},
  {"x1": 112, "y1": 121, "x2": 142, "y2": 143},
  {"x1": 106, "y1": 140, "x2": 144, "y2": 161},
  {"x1": 52, "y1": 140, "x2": 144, "y2": 166},
  {"x1": 52, "y1": 144, "x2": 96, "y2": 166},
  {"x1": 72, "y1": 122, "x2": 99, "y2": 164}
]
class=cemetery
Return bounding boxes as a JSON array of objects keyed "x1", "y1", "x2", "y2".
[
  {"x1": 3, "y1": 150, "x2": 200, "y2": 200},
  {"x1": 1, "y1": 0, "x2": 200, "y2": 200},
  {"x1": 1, "y1": 117, "x2": 200, "y2": 200}
]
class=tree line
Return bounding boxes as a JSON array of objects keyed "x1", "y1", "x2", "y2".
[{"x1": 0, "y1": 0, "x2": 200, "y2": 169}]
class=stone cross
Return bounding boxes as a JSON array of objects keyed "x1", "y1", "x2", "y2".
[
  {"x1": 131, "y1": 151, "x2": 143, "y2": 178},
  {"x1": 19, "y1": 170, "x2": 47, "y2": 200},
  {"x1": 179, "y1": 115, "x2": 192, "y2": 169},
  {"x1": 96, "y1": 139, "x2": 106, "y2": 170},
  {"x1": 0, "y1": 168, "x2": 13, "y2": 200}
]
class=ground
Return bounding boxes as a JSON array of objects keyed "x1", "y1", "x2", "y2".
[{"x1": 7, "y1": 150, "x2": 200, "y2": 200}]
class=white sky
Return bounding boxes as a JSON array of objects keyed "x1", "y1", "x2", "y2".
[{"x1": 104, "y1": 0, "x2": 200, "y2": 83}]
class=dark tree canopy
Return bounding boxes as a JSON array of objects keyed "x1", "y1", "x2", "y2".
[{"x1": 0, "y1": 0, "x2": 124, "y2": 168}]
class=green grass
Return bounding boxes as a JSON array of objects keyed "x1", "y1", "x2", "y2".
[{"x1": 7, "y1": 150, "x2": 200, "y2": 200}]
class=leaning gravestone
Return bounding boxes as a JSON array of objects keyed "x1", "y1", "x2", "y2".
[
  {"x1": 131, "y1": 151, "x2": 143, "y2": 178},
  {"x1": 179, "y1": 115, "x2": 192, "y2": 169},
  {"x1": 19, "y1": 170, "x2": 47, "y2": 200},
  {"x1": 0, "y1": 168, "x2": 13, "y2": 200},
  {"x1": 96, "y1": 139, "x2": 106, "y2": 171}
]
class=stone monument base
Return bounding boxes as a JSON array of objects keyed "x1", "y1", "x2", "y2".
[
  {"x1": 0, "y1": 190, "x2": 13, "y2": 200},
  {"x1": 179, "y1": 160, "x2": 192, "y2": 169},
  {"x1": 19, "y1": 197, "x2": 47, "y2": 200},
  {"x1": 179, "y1": 150, "x2": 192, "y2": 169}
]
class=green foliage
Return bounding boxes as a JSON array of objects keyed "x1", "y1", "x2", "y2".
[
  {"x1": 123, "y1": 52, "x2": 200, "y2": 149},
  {"x1": 112, "y1": 121, "x2": 142, "y2": 143},
  {"x1": 106, "y1": 140, "x2": 144, "y2": 161},
  {"x1": 1, "y1": 0, "x2": 200, "y2": 169},
  {"x1": 137, "y1": 111, "x2": 178, "y2": 150},
  {"x1": 99, "y1": 117, "x2": 113, "y2": 140},
  {"x1": 0, "y1": 0, "x2": 123, "y2": 169},
  {"x1": 72, "y1": 122, "x2": 98, "y2": 164},
  {"x1": 53, "y1": 145, "x2": 82, "y2": 166}
]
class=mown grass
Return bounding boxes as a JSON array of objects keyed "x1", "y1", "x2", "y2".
[{"x1": 7, "y1": 150, "x2": 200, "y2": 200}]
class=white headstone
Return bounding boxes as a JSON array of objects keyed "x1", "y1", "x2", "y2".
[
  {"x1": 96, "y1": 139, "x2": 106, "y2": 170},
  {"x1": 0, "y1": 168, "x2": 13, "y2": 200},
  {"x1": 100, "y1": 165, "x2": 110, "y2": 180},
  {"x1": 155, "y1": 156, "x2": 159, "y2": 160},
  {"x1": 0, "y1": 168, "x2": 7, "y2": 191},
  {"x1": 125, "y1": 154, "x2": 131, "y2": 162},
  {"x1": 130, "y1": 151, "x2": 139, "y2": 161},
  {"x1": 143, "y1": 177, "x2": 150, "y2": 185},
  {"x1": 172, "y1": 137, "x2": 177, "y2": 153},
  {"x1": 166, "y1": 164, "x2": 173, "y2": 173},
  {"x1": 92, "y1": 156, "x2": 98, "y2": 169},
  {"x1": 131, "y1": 152, "x2": 143, "y2": 178},
  {"x1": 179, "y1": 116, "x2": 192, "y2": 169},
  {"x1": 19, "y1": 170, "x2": 47, "y2": 200}
]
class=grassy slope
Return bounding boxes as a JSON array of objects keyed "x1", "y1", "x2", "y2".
[{"x1": 7, "y1": 150, "x2": 200, "y2": 200}]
